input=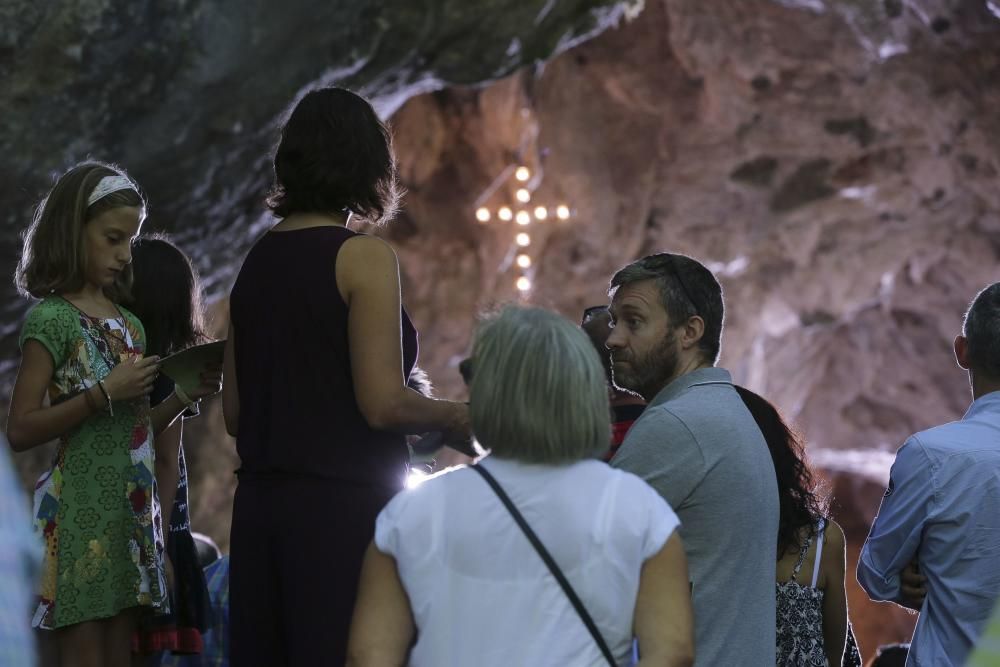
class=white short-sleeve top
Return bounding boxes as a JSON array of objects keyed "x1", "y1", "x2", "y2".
[{"x1": 374, "y1": 455, "x2": 680, "y2": 667}]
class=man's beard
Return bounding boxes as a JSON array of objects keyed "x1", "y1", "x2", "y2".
[{"x1": 611, "y1": 329, "x2": 680, "y2": 401}]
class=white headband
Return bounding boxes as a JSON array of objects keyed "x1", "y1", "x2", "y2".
[{"x1": 87, "y1": 175, "x2": 137, "y2": 207}]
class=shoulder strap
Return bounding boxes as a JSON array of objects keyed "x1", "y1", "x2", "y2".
[
  {"x1": 471, "y1": 464, "x2": 617, "y2": 667},
  {"x1": 811, "y1": 518, "x2": 827, "y2": 588},
  {"x1": 790, "y1": 531, "x2": 813, "y2": 582}
]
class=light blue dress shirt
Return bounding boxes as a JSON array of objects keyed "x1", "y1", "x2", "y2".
[
  {"x1": 0, "y1": 438, "x2": 41, "y2": 667},
  {"x1": 858, "y1": 391, "x2": 1000, "y2": 666}
]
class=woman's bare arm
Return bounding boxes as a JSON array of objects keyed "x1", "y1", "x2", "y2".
[
  {"x1": 222, "y1": 324, "x2": 239, "y2": 437},
  {"x1": 346, "y1": 543, "x2": 415, "y2": 667},
  {"x1": 338, "y1": 235, "x2": 468, "y2": 438},
  {"x1": 821, "y1": 521, "x2": 848, "y2": 667},
  {"x1": 634, "y1": 532, "x2": 695, "y2": 667}
]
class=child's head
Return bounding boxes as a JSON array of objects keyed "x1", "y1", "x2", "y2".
[
  {"x1": 16, "y1": 161, "x2": 146, "y2": 300},
  {"x1": 267, "y1": 87, "x2": 399, "y2": 226},
  {"x1": 121, "y1": 234, "x2": 206, "y2": 357}
]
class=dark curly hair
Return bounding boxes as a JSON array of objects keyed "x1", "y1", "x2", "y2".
[
  {"x1": 266, "y1": 87, "x2": 400, "y2": 225},
  {"x1": 735, "y1": 386, "x2": 828, "y2": 558}
]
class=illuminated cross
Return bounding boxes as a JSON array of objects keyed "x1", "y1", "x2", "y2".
[{"x1": 473, "y1": 164, "x2": 572, "y2": 296}]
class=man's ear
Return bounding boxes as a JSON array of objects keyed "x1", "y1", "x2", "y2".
[
  {"x1": 681, "y1": 315, "x2": 706, "y2": 351},
  {"x1": 955, "y1": 335, "x2": 971, "y2": 370}
]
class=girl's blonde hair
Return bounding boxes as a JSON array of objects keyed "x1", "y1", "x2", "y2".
[{"x1": 16, "y1": 161, "x2": 145, "y2": 300}]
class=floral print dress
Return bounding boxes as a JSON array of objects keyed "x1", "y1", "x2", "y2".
[{"x1": 21, "y1": 297, "x2": 167, "y2": 629}]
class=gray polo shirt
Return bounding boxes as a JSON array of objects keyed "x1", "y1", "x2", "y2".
[{"x1": 612, "y1": 367, "x2": 779, "y2": 666}]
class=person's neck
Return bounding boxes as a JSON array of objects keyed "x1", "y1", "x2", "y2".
[
  {"x1": 59, "y1": 284, "x2": 118, "y2": 317},
  {"x1": 609, "y1": 385, "x2": 645, "y2": 407},
  {"x1": 645, "y1": 355, "x2": 712, "y2": 401},
  {"x1": 273, "y1": 210, "x2": 350, "y2": 231},
  {"x1": 971, "y1": 372, "x2": 1000, "y2": 401}
]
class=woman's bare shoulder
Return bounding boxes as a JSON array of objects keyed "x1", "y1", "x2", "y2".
[{"x1": 824, "y1": 518, "x2": 846, "y2": 548}]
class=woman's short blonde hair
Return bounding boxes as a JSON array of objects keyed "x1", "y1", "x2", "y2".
[{"x1": 469, "y1": 305, "x2": 611, "y2": 464}]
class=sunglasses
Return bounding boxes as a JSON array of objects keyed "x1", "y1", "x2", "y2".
[
  {"x1": 581, "y1": 305, "x2": 609, "y2": 325},
  {"x1": 662, "y1": 255, "x2": 698, "y2": 315}
]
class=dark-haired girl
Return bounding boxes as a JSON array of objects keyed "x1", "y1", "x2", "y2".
[
  {"x1": 122, "y1": 235, "x2": 213, "y2": 661},
  {"x1": 224, "y1": 86, "x2": 471, "y2": 665}
]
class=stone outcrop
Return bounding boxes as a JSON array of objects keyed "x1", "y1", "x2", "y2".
[{"x1": 0, "y1": 0, "x2": 643, "y2": 371}]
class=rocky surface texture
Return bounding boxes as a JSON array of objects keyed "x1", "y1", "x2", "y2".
[
  {"x1": 378, "y1": 1, "x2": 999, "y2": 652},
  {"x1": 0, "y1": 0, "x2": 642, "y2": 369},
  {"x1": 4, "y1": 0, "x2": 999, "y2": 658}
]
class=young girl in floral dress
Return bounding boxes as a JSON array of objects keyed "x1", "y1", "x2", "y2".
[{"x1": 7, "y1": 161, "x2": 221, "y2": 667}]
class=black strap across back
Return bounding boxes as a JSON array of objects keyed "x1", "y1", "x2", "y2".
[{"x1": 471, "y1": 463, "x2": 618, "y2": 667}]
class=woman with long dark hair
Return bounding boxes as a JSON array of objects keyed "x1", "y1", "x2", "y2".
[{"x1": 736, "y1": 386, "x2": 855, "y2": 666}]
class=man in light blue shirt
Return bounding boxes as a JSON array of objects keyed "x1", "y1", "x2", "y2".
[
  {"x1": 0, "y1": 435, "x2": 41, "y2": 667},
  {"x1": 859, "y1": 282, "x2": 1000, "y2": 666}
]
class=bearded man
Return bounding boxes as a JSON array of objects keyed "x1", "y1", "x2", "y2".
[{"x1": 607, "y1": 252, "x2": 779, "y2": 667}]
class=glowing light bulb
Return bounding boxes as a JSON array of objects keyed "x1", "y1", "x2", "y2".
[
  {"x1": 515, "y1": 166, "x2": 531, "y2": 182},
  {"x1": 516, "y1": 210, "x2": 531, "y2": 225},
  {"x1": 498, "y1": 206, "x2": 513, "y2": 221},
  {"x1": 556, "y1": 204, "x2": 571, "y2": 220},
  {"x1": 516, "y1": 276, "x2": 532, "y2": 292},
  {"x1": 516, "y1": 254, "x2": 532, "y2": 268},
  {"x1": 475, "y1": 207, "x2": 491, "y2": 222},
  {"x1": 534, "y1": 206, "x2": 548, "y2": 220},
  {"x1": 516, "y1": 188, "x2": 531, "y2": 203},
  {"x1": 516, "y1": 233, "x2": 531, "y2": 247}
]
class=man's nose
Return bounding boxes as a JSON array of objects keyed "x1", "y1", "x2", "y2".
[{"x1": 606, "y1": 325, "x2": 624, "y2": 350}]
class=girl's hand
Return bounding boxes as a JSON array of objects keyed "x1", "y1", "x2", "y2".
[
  {"x1": 102, "y1": 355, "x2": 159, "y2": 401},
  {"x1": 187, "y1": 363, "x2": 223, "y2": 401}
]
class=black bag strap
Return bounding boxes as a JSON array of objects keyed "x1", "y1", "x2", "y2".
[{"x1": 471, "y1": 464, "x2": 617, "y2": 667}]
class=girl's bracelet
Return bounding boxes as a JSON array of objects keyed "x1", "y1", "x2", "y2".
[
  {"x1": 83, "y1": 385, "x2": 100, "y2": 414},
  {"x1": 96, "y1": 380, "x2": 114, "y2": 417}
]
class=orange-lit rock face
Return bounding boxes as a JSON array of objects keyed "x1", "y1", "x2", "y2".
[
  {"x1": 382, "y1": 3, "x2": 997, "y2": 656},
  {"x1": 389, "y1": 0, "x2": 1000, "y2": 428}
]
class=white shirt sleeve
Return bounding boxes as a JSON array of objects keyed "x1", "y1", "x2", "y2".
[{"x1": 374, "y1": 491, "x2": 409, "y2": 557}]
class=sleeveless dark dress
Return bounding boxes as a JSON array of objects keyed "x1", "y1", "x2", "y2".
[{"x1": 228, "y1": 226, "x2": 417, "y2": 666}]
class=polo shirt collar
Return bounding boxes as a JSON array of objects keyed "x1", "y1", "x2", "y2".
[
  {"x1": 965, "y1": 389, "x2": 1000, "y2": 420},
  {"x1": 647, "y1": 366, "x2": 734, "y2": 409}
]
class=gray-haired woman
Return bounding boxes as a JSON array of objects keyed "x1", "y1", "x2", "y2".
[{"x1": 347, "y1": 306, "x2": 694, "y2": 667}]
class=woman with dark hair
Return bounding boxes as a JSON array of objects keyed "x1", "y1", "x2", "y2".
[
  {"x1": 223, "y1": 87, "x2": 470, "y2": 665},
  {"x1": 735, "y1": 386, "x2": 854, "y2": 667}
]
